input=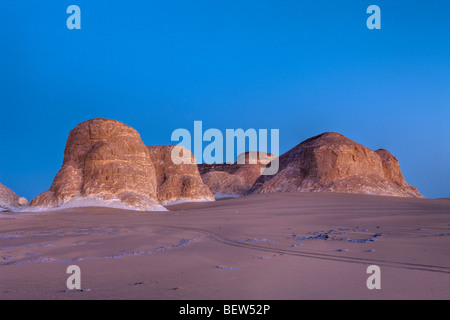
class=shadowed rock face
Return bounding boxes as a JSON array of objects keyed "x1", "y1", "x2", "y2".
[
  {"x1": 147, "y1": 145, "x2": 214, "y2": 204},
  {"x1": 0, "y1": 183, "x2": 28, "y2": 210},
  {"x1": 248, "y1": 132, "x2": 423, "y2": 198},
  {"x1": 198, "y1": 152, "x2": 277, "y2": 198},
  {"x1": 31, "y1": 118, "x2": 164, "y2": 211},
  {"x1": 0, "y1": 183, "x2": 20, "y2": 210}
]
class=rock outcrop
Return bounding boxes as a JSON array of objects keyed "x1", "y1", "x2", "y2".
[
  {"x1": 248, "y1": 132, "x2": 423, "y2": 198},
  {"x1": 147, "y1": 145, "x2": 215, "y2": 204},
  {"x1": 199, "y1": 152, "x2": 277, "y2": 198},
  {"x1": 30, "y1": 118, "x2": 165, "y2": 211},
  {"x1": 0, "y1": 182, "x2": 25, "y2": 210}
]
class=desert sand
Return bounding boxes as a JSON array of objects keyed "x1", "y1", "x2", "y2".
[{"x1": 0, "y1": 192, "x2": 449, "y2": 300}]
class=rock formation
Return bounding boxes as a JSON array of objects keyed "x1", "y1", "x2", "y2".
[
  {"x1": 25, "y1": 124, "x2": 423, "y2": 211},
  {"x1": 147, "y1": 145, "x2": 215, "y2": 204},
  {"x1": 248, "y1": 132, "x2": 423, "y2": 198},
  {"x1": 199, "y1": 152, "x2": 277, "y2": 198},
  {"x1": 30, "y1": 118, "x2": 165, "y2": 211},
  {"x1": 0, "y1": 182, "x2": 27, "y2": 210}
]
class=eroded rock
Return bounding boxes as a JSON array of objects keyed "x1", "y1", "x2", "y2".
[{"x1": 30, "y1": 118, "x2": 165, "y2": 211}]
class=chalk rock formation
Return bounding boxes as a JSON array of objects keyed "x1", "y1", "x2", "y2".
[
  {"x1": 0, "y1": 182, "x2": 25, "y2": 210},
  {"x1": 248, "y1": 132, "x2": 423, "y2": 198},
  {"x1": 30, "y1": 118, "x2": 165, "y2": 211},
  {"x1": 147, "y1": 145, "x2": 214, "y2": 204},
  {"x1": 199, "y1": 152, "x2": 277, "y2": 198}
]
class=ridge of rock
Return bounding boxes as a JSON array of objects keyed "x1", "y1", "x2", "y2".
[{"x1": 248, "y1": 132, "x2": 423, "y2": 198}]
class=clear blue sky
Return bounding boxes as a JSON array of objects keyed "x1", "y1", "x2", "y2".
[{"x1": 0, "y1": 0, "x2": 449, "y2": 199}]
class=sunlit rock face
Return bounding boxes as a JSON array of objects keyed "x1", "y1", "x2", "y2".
[{"x1": 31, "y1": 118, "x2": 165, "y2": 211}]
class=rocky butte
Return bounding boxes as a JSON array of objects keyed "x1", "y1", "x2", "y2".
[
  {"x1": 30, "y1": 118, "x2": 166, "y2": 211},
  {"x1": 248, "y1": 132, "x2": 423, "y2": 198}
]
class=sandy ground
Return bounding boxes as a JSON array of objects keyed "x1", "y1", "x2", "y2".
[{"x1": 0, "y1": 192, "x2": 449, "y2": 300}]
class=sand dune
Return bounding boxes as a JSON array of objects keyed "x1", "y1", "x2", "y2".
[{"x1": 0, "y1": 192, "x2": 449, "y2": 299}]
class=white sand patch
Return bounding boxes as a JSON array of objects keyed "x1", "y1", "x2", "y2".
[{"x1": 14, "y1": 195, "x2": 167, "y2": 212}]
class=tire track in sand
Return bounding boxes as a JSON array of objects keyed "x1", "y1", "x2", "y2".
[{"x1": 149, "y1": 224, "x2": 450, "y2": 275}]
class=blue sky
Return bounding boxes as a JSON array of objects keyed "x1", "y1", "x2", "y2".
[{"x1": 0, "y1": 0, "x2": 449, "y2": 199}]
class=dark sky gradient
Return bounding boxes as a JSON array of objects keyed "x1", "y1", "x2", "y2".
[{"x1": 0, "y1": 0, "x2": 449, "y2": 199}]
